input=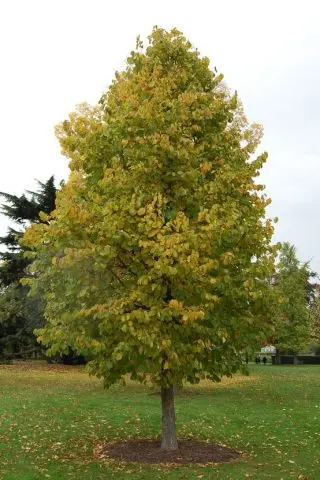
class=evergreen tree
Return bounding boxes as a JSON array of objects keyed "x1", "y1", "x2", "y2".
[{"x1": 0, "y1": 177, "x2": 56, "y2": 359}]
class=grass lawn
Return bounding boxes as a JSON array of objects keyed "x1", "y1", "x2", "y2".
[{"x1": 0, "y1": 363, "x2": 319, "y2": 480}]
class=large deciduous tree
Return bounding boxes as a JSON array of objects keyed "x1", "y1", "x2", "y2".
[{"x1": 23, "y1": 28, "x2": 276, "y2": 450}]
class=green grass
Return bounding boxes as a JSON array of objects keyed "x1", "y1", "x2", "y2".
[{"x1": 0, "y1": 363, "x2": 319, "y2": 479}]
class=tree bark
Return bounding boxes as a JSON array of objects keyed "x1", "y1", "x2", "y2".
[
  {"x1": 293, "y1": 354, "x2": 299, "y2": 365},
  {"x1": 161, "y1": 385, "x2": 178, "y2": 451}
]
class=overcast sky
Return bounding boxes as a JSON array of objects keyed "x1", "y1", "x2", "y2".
[{"x1": 0, "y1": 0, "x2": 319, "y2": 271}]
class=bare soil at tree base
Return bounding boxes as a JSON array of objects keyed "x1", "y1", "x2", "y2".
[{"x1": 97, "y1": 438, "x2": 240, "y2": 465}]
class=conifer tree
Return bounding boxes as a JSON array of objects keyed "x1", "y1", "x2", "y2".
[{"x1": 0, "y1": 177, "x2": 56, "y2": 359}]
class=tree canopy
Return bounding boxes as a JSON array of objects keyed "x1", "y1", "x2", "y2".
[{"x1": 23, "y1": 27, "x2": 277, "y2": 449}]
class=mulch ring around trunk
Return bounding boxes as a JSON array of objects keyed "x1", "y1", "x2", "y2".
[{"x1": 95, "y1": 439, "x2": 241, "y2": 465}]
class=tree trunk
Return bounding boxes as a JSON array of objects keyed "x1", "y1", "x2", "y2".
[
  {"x1": 293, "y1": 354, "x2": 298, "y2": 365},
  {"x1": 275, "y1": 350, "x2": 281, "y2": 365},
  {"x1": 161, "y1": 385, "x2": 178, "y2": 451}
]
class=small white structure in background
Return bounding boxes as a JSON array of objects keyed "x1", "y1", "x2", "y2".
[{"x1": 260, "y1": 345, "x2": 276, "y2": 354}]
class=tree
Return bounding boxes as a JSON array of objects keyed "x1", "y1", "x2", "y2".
[
  {"x1": 0, "y1": 284, "x2": 45, "y2": 358},
  {"x1": 0, "y1": 177, "x2": 56, "y2": 359},
  {"x1": 23, "y1": 28, "x2": 276, "y2": 450},
  {"x1": 272, "y1": 242, "x2": 312, "y2": 364},
  {"x1": 310, "y1": 290, "x2": 320, "y2": 351}
]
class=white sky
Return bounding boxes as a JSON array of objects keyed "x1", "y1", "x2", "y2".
[{"x1": 0, "y1": 0, "x2": 319, "y2": 271}]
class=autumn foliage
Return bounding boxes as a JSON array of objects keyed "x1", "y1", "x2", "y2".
[{"x1": 23, "y1": 28, "x2": 276, "y2": 448}]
